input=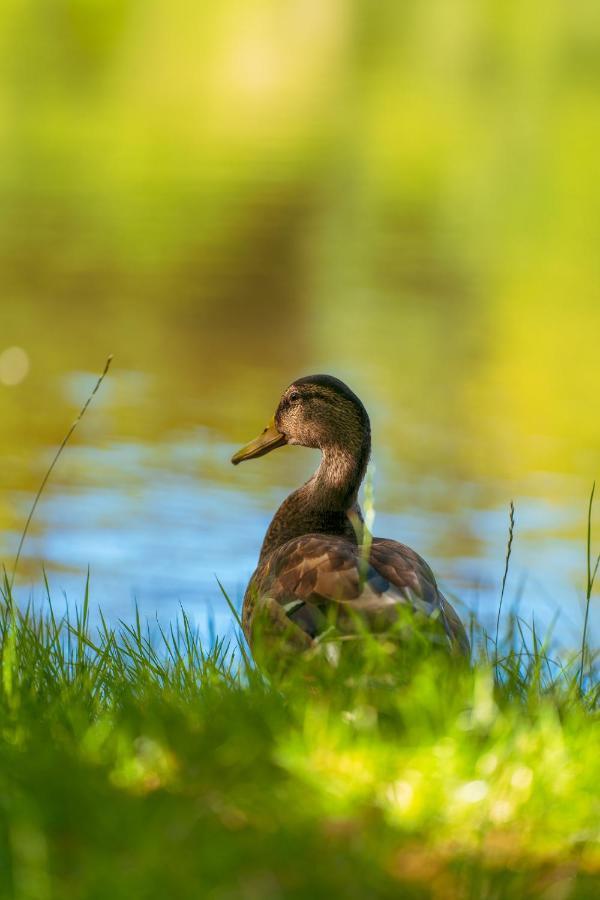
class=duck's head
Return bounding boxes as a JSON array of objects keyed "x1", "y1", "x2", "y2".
[{"x1": 231, "y1": 374, "x2": 370, "y2": 465}]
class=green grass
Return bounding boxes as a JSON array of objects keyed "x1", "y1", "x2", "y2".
[
  {"x1": 2, "y1": 370, "x2": 599, "y2": 897},
  {"x1": 0, "y1": 565, "x2": 598, "y2": 899}
]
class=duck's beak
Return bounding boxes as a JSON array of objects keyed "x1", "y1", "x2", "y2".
[{"x1": 231, "y1": 417, "x2": 287, "y2": 465}]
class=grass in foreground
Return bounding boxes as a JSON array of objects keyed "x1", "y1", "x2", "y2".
[
  {"x1": 0, "y1": 570, "x2": 598, "y2": 900},
  {"x1": 2, "y1": 361, "x2": 598, "y2": 898}
]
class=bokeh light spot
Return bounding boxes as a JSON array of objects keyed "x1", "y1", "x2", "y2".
[{"x1": 0, "y1": 346, "x2": 30, "y2": 386}]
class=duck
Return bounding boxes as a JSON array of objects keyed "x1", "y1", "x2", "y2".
[{"x1": 232, "y1": 374, "x2": 469, "y2": 660}]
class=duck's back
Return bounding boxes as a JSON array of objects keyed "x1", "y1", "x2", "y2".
[{"x1": 242, "y1": 534, "x2": 470, "y2": 656}]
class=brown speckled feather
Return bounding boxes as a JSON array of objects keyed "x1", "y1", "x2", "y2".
[{"x1": 243, "y1": 534, "x2": 469, "y2": 655}]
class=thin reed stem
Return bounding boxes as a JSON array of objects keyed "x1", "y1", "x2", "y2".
[
  {"x1": 10, "y1": 355, "x2": 113, "y2": 589},
  {"x1": 495, "y1": 500, "x2": 515, "y2": 666},
  {"x1": 579, "y1": 482, "x2": 599, "y2": 692}
]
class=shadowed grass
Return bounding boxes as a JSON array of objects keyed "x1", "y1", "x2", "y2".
[
  {"x1": 0, "y1": 561, "x2": 598, "y2": 898},
  {"x1": 1, "y1": 368, "x2": 598, "y2": 896}
]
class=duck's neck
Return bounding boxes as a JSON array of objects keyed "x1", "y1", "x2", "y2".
[{"x1": 259, "y1": 432, "x2": 371, "y2": 561}]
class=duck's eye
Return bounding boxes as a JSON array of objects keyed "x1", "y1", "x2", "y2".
[{"x1": 288, "y1": 391, "x2": 300, "y2": 403}]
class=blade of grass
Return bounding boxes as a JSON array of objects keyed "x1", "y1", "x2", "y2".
[
  {"x1": 10, "y1": 354, "x2": 113, "y2": 589},
  {"x1": 495, "y1": 501, "x2": 515, "y2": 670},
  {"x1": 215, "y1": 576, "x2": 252, "y2": 673},
  {"x1": 579, "y1": 482, "x2": 599, "y2": 692}
]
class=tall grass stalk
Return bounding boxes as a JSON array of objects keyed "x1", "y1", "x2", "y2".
[
  {"x1": 494, "y1": 500, "x2": 515, "y2": 668},
  {"x1": 351, "y1": 462, "x2": 375, "y2": 591},
  {"x1": 10, "y1": 354, "x2": 113, "y2": 588},
  {"x1": 579, "y1": 481, "x2": 600, "y2": 692}
]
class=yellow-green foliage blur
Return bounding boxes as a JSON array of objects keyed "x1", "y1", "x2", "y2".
[
  {"x1": 2, "y1": 1, "x2": 599, "y2": 488},
  {"x1": 1, "y1": 6, "x2": 600, "y2": 897}
]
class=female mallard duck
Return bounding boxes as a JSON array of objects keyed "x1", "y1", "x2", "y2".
[{"x1": 232, "y1": 375, "x2": 469, "y2": 658}]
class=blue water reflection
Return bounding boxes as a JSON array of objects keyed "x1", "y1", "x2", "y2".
[{"x1": 5, "y1": 434, "x2": 596, "y2": 651}]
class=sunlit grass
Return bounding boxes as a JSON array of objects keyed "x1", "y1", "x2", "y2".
[
  {"x1": 2, "y1": 360, "x2": 598, "y2": 895},
  {"x1": 0, "y1": 554, "x2": 598, "y2": 898}
]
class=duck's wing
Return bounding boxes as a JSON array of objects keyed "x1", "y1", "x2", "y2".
[
  {"x1": 370, "y1": 539, "x2": 471, "y2": 655},
  {"x1": 246, "y1": 534, "x2": 469, "y2": 654}
]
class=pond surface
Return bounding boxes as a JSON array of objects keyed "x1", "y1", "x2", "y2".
[
  {"x1": 1, "y1": 2, "x2": 599, "y2": 649},
  {"x1": 1, "y1": 265, "x2": 598, "y2": 651}
]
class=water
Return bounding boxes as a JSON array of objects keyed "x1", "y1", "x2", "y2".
[
  {"x1": 1, "y1": 219, "x2": 598, "y2": 649},
  {"x1": 1, "y1": 376, "x2": 597, "y2": 649},
  {"x1": 2, "y1": 3, "x2": 599, "y2": 649}
]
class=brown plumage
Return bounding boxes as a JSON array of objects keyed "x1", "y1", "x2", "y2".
[{"x1": 232, "y1": 375, "x2": 469, "y2": 659}]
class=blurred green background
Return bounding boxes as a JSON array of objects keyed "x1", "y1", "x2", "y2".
[{"x1": 1, "y1": 0, "x2": 599, "y2": 640}]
